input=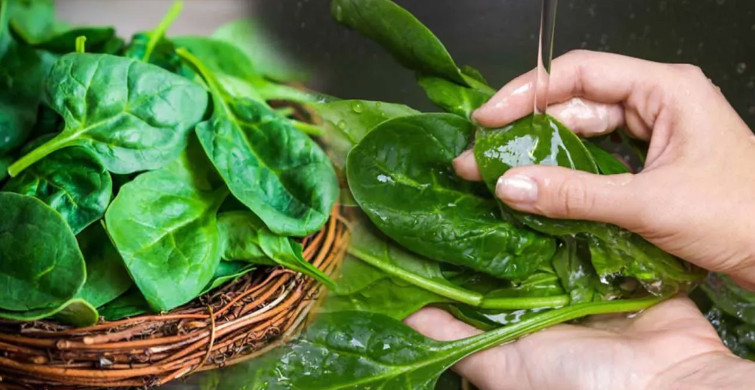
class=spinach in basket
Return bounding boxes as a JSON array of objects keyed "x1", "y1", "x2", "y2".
[{"x1": 0, "y1": 0, "x2": 337, "y2": 326}]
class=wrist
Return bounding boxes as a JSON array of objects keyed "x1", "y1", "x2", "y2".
[{"x1": 650, "y1": 352, "x2": 755, "y2": 390}]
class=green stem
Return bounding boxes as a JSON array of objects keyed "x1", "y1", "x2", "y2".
[
  {"x1": 274, "y1": 107, "x2": 296, "y2": 117},
  {"x1": 75, "y1": 36, "x2": 86, "y2": 53},
  {"x1": 291, "y1": 120, "x2": 324, "y2": 137},
  {"x1": 255, "y1": 81, "x2": 334, "y2": 104},
  {"x1": 176, "y1": 48, "x2": 232, "y2": 114},
  {"x1": 142, "y1": 0, "x2": 184, "y2": 62},
  {"x1": 480, "y1": 294, "x2": 570, "y2": 310},
  {"x1": 7, "y1": 135, "x2": 70, "y2": 177},
  {"x1": 449, "y1": 296, "x2": 663, "y2": 355},
  {"x1": 349, "y1": 247, "x2": 484, "y2": 306}
]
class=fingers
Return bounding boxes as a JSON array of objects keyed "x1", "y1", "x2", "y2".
[
  {"x1": 473, "y1": 50, "x2": 671, "y2": 135},
  {"x1": 405, "y1": 308, "x2": 509, "y2": 389},
  {"x1": 495, "y1": 166, "x2": 647, "y2": 229},
  {"x1": 547, "y1": 98, "x2": 625, "y2": 137},
  {"x1": 452, "y1": 150, "x2": 482, "y2": 181}
]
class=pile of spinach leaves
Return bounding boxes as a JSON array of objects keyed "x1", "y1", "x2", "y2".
[
  {"x1": 0, "y1": 0, "x2": 339, "y2": 327},
  {"x1": 196, "y1": 0, "x2": 737, "y2": 389}
]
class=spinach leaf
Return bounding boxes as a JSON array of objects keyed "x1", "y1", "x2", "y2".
[
  {"x1": 583, "y1": 140, "x2": 631, "y2": 175},
  {"x1": 200, "y1": 261, "x2": 254, "y2": 296},
  {"x1": 4, "y1": 146, "x2": 112, "y2": 234},
  {"x1": 0, "y1": 298, "x2": 98, "y2": 328},
  {"x1": 212, "y1": 18, "x2": 308, "y2": 82},
  {"x1": 98, "y1": 287, "x2": 150, "y2": 321},
  {"x1": 8, "y1": 53, "x2": 209, "y2": 176},
  {"x1": 0, "y1": 192, "x2": 85, "y2": 311},
  {"x1": 210, "y1": 298, "x2": 660, "y2": 389},
  {"x1": 331, "y1": 0, "x2": 468, "y2": 86},
  {"x1": 0, "y1": 38, "x2": 44, "y2": 156},
  {"x1": 474, "y1": 115, "x2": 699, "y2": 293},
  {"x1": 0, "y1": 155, "x2": 10, "y2": 182},
  {"x1": 124, "y1": 33, "x2": 187, "y2": 74},
  {"x1": 310, "y1": 99, "x2": 419, "y2": 169},
  {"x1": 551, "y1": 237, "x2": 600, "y2": 303},
  {"x1": 179, "y1": 49, "x2": 339, "y2": 237},
  {"x1": 104, "y1": 144, "x2": 227, "y2": 312},
  {"x1": 347, "y1": 113, "x2": 556, "y2": 279},
  {"x1": 702, "y1": 273, "x2": 755, "y2": 325},
  {"x1": 218, "y1": 211, "x2": 335, "y2": 288},
  {"x1": 322, "y1": 254, "x2": 447, "y2": 320},
  {"x1": 417, "y1": 75, "x2": 493, "y2": 118},
  {"x1": 439, "y1": 304, "x2": 551, "y2": 331},
  {"x1": 75, "y1": 224, "x2": 132, "y2": 308}
]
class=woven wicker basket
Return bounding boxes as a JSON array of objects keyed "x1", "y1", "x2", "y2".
[{"x1": 0, "y1": 207, "x2": 349, "y2": 389}]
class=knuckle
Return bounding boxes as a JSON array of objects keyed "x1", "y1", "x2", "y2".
[
  {"x1": 549, "y1": 178, "x2": 594, "y2": 218},
  {"x1": 670, "y1": 63, "x2": 706, "y2": 79}
]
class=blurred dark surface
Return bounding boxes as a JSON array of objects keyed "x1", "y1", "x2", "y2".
[{"x1": 255, "y1": 0, "x2": 755, "y2": 127}]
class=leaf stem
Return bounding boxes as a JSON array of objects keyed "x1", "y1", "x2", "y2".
[
  {"x1": 291, "y1": 120, "x2": 324, "y2": 137},
  {"x1": 75, "y1": 36, "x2": 86, "y2": 53},
  {"x1": 7, "y1": 135, "x2": 71, "y2": 177},
  {"x1": 142, "y1": 0, "x2": 184, "y2": 62},
  {"x1": 349, "y1": 247, "x2": 484, "y2": 306},
  {"x1": 479, "y1": 294, "x2": 570, "y2": 310},
  {"x1": 450, "y1": 296, "x2": 663, "y2": 356}
]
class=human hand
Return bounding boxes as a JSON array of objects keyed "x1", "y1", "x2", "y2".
[
  {"x1": 453, "y1": 50, "x2": 755, "y2": 287},
  {"x1": 406, "y1": 297, "x2": 753, "y2": 390}
]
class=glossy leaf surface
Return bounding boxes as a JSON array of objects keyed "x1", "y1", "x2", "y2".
[
  {"x1": 583, "y1": 140, "x2": 631, "y2": 175},
  {"x1": 4, "y1": 146, "x2": 112, "y2": 234},
  {"x1": 418, "y1": 75, "x2": 493, "y2": 118},
  {"x1": 9, "y1": 53, "x2": 209, "y2": 176},
  {"x1": 104, "y1": 147, "x2": 226, "y2": 311},
  {"x1": 347, "y1": 113, "x2": 556, "y2": 279},
  {"x1": 0, "y1": 192, "x2": 85, "y2": 311}
]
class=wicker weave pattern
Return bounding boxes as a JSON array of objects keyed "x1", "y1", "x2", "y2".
[{"x1": 0, "y1": 208, "x2": 348, "y2": 389}]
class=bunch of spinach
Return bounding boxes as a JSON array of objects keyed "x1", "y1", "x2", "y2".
[
  {"x1": 197, "y1": 1, "x2": 705, "y2": 388},
  {"x1": 0, "y1": 0, "x2": 338, "y2": 325}
]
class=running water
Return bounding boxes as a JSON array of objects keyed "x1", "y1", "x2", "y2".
[{"x1": 533, "y1": 0, "x2": 558, "y2": 117}]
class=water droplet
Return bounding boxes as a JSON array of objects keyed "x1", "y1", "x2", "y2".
[
  {"x1": 333, "y1": 4, "x2": 343, "y2": 21},
  {"x1": 375, "y1": 102, "x2": 382, "y2": 108},
  {"x1": 336, "y1": 120, "x2": 347, "y2": 130},
  {"x1": 351, "y1": 102, "x2": 364, "y2": 113},
  {"x1": 736, "y1": 62, "x2": 747, "y2": 74}
]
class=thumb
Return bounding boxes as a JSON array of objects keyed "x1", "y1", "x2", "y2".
[
  {"x1": 405, "y1": 308, "x2": 514, "y2": 390},
  {"x1": 495, "y1": 166, "x2": 645, "y2": 229}
]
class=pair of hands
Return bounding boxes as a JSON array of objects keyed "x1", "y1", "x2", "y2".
[{"x1": 406, "y1": 50, "x2": 755, "y2": 390}]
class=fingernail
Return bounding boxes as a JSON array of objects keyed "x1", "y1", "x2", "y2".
[{"x1": 496, "y1": 175, "x2": 538, "y2": 203}]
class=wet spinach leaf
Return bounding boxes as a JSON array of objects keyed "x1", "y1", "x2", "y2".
[
  {"x1": 702, "y1": 273, "x2": 755, "y2": 325},
  {"x1": 218, "y1": 211, "x2": 335, "y2": 288},
  {"x1": 208, "y1": 298, "x2": 660, "y2": 389},
  {"x1": 4, "y1": 146, "x2": 112, "y2": 234},
  {"x1": 310, "y1": 99, "x2": 419, "y2": 169},
  {"x1": 418, "y1": 75, "x2": 493, "y2": 118},
  {"x1": 75, "y1": 224, "x2": 132, "y2": 308},
  {"x1": 551, "y1": 237, "x2": 600, "y2": 303},
  {"x1": 0, "y1": 192, "x2": 85, "y2": 311},
  {"x1": 104, "y1": 146, "x2": 227, "y2": 312},
  {"x1": 179, "y1": 49, "x2": 338, "y2": 237},
  {"x1": 583, "y1": 140, "x2": 631, "y2": 175},
  {"x1": 8, "y1": 53, "x2": 209, "y2": 176},
  {"x1": 347, "y1": 113, "x2": 556, "y2": 279}
]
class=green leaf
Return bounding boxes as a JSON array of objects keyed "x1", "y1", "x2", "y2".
[
  {"x1": 0, "y1": 298, "x2": 98, "y2": 328},
  {"x1": 124, "y1": 33, "x2": 187, "y2": 75},
  {"x1": 439, "y1": 304, "x2": 551, "y2": 331},
  {"x1": 0, "y1": 155, "x2": 11, "y2": 182},
  {"x1": 212, "y1": 18, "x2": 308, "y2": 82},
  {"x1": 98, "y1": 287, "x2": 149, "y2": 321},
  {"x1": 210, "y1": 298, "x2": 661, "y2": 389},
  {"x1": 0, "y1": 192, "x2": 85, "y2": 311},
  {"x1": 8, "y1": 53, "x2": 209, "y2": 176},
  {"x1": 417, "y1": 75, "x2": 493, "y2": 118},
  {"x1": 200, "y1": 261, "x2": 254, "y2": 296},
  {"x1": 4, "y1": 146, "x2": 112, "y2": 234},
  {"x1": 104, "y1": 144, "x2": 227, "y2": 312},
  {"x1": 551, "y1": 237, "x2": 600, "y2": 303},
  {"x1": 702, "y1": 273, "x2": 755, "y2": 325},
  {"x1": 179, "y1": 48, "x2": 338, "y2": 237},
  {"x1": 347, "y1": 113, "x2": 556, "y2": 279},
  {"x1": 75, "y1": 224, "x2": 132, "y2": 308},
  {"x1": 322, "y1": 254, "x2": 447, "y2": 320},
  {"x1": 331, "y1": 0, "x2": 467, "y2": 86},
  {"x1": 217, "y1": 211, "x2": 335, "y2": 288},
  {"x1": 583, "y1": 140, "x2": 631, "y2": 174},
  {"x1": 310, "y1": 99, "x2": 419, "y2": 169},
  {"x1": 0, "y1": 39, "x2": 44, "y2": 156}
]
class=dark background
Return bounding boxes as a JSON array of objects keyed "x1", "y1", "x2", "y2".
[{"x1": 255, "y1": 0, "x2": 755, "y2": 128}]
